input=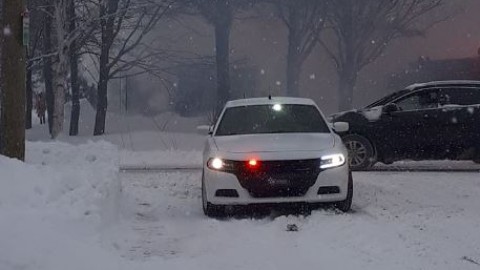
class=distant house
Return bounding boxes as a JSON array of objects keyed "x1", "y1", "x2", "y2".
[{"x1": 388, "y1": 54, "x2": 480, "y2": 90}]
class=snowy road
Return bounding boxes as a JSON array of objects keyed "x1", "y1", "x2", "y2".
[{"x1": 113, "y1": 170, "x2": 480, "y2": 270}]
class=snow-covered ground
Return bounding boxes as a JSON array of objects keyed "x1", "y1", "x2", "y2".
[
  {"x1": 3, "y1": 103, "x2": 478, "y2": 269},
  {"x1": 114, "y1": 169, "x2": 480, "y2": 270},
  {"x1": 1, "y1": 140, "x2": 480, "y2": 270},
  {"x1": 26, "y1": 100, "x2": 206, "y2": 167}
]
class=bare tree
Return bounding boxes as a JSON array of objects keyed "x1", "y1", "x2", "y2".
[
  {"x1": 42, "y1": 0, "x2": 55, "y2": 135},
  {"x1": 68, "y1": 0, "x2": 80, "y2": 136},
  {"x1": 86, "y1": 0, "x2": 173, "y2": 136},
  {"x1": 1, "y1": 0, "x2": 26, "y2": 160},
  {"x1": 49, "y1": 0, "x2": 70, "y2": 138},
  {"x1": 321, "y1": 0, "x2": 444, "y2": 110},
  {"x1": 178, "y1": 0, "x2": 254, "y2": 115},
  {"x1": 35, "y1": 0, "x2": 91, "y2": 138},
  {"x1": 272, "y1": 0, "x2": 327, "y2": 96},
  {"x1": 25, "y1": 0, "x2": 44, "y2": 130}
]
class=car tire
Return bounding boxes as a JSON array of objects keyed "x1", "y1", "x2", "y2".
[
  {"x1": 202, "y1": 172, "x2": 226, "y2": 218},
  {"x1": 334, "y1": 172, "x2": 353, "y2": 212},
  {"x1": 342, "y1": 134, "x2": 376, "y2": 170}
]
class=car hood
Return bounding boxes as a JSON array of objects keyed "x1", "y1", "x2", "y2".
[
  {"x1": 331, "y1": 106, "x2": 383, "y2": 122},
  {"x1": 213, "y1": 133, "x2": 335, "y2": 153}
]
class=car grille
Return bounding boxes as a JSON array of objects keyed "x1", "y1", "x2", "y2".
[{"x1": 229, "y1": 159, "x2": 321, "y2": 198}]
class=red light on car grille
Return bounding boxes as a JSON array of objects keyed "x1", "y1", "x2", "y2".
[{"x1": 248, "y1": 159, "x2": 258, "y2": 167}]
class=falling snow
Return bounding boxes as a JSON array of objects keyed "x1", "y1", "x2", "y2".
[{"x1": 3, "y1": 26, "x2": 12, "y2": 36}]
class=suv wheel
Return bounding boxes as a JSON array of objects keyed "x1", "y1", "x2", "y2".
[
  {"x1": 202, "y1": 172, "x2": 226, "y2": 217},
  {"x1": 343, "y1": 134, "x2": 376, "y2": 170}
]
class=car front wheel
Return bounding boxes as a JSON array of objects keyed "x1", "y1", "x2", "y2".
[
  {"x1": 343, "y1": 134, "x2": 376, "y2": 170},
  {"x1": 334, "y1": 172, "x2": 353, "y2": 212},
  {"x1": 202, "y1": 172, "x2": 226, "y2": 217}
]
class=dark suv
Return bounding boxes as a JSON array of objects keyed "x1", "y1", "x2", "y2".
[{"x1": 331, "y1": 81, "x2": 480, "y2": 170}]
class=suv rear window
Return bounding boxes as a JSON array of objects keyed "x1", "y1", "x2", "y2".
[
  {"x1": 442, "y1": 87, "x2": 480, "y2": 106},
  {"x1": 215, "y1": 104, "x2": 330, "y2": 136}
]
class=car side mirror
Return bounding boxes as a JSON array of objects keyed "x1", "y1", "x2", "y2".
[
  {"x1": 197, "y1": 125, "x2": 213, "y2": 135},
  {"x1": 383, "y1": 103, "x2": 399, "y2": 114},
  {"x1": 332, "y1": 122, "x2": 349, "y2": 133}
]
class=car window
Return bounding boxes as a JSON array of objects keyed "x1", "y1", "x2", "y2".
[
  {"x1": 215, "y1": 104, "x2": 330, "y2": 136},
  {"x1": 441, "y1": 87, "x2": 480, "y2": 106},
  {"x1": 366, "y1": 89, "x2": 410, "y2": 108},
  {"x1": 394, "y1": 89, "x2": 440, "y2": 111}
]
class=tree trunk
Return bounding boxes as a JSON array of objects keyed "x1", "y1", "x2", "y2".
[
  {"x1": 94, "y1": 74, "x2": 108, "y2": 136},
  {"x1": 26, "y1": 61, "x2": 33, "y2": 129},
  {"x1": 337, "y1": 66, "x2": 357, "y2": 111},
  {"x1": 93, "y1": 29, "x2": 111, "y2": 136},
  {"x1": 286, "y1": 6, "x2": 301, "y2": 97},
  {"x1": 286, "y1": 35, "x2": 302, "y2": 97},
  {"x1": 68, "y1": 0, "x2": 80, "y2": 136},
  {"x1": 51, "y1": 0, "x2": 68, "y2": 139},
  {"x1": 93, "y1": 0, "x2": 118, "y2": 136},
  {"x1": 0, "y1": 0, "x2": 26, "y2": 160},
  {"x1": 286, "y1": 54, "x2": 301, "y2": 97},
  {"x1": 42, "y1": 4, "x2": 55, "y2": 135},
  {"x1": 213, "y1": 1, "x2": 232, "y2": 115},
  {"x1": 51, "y1": 61, "x2": 66, "y2": 138},
  {"x1": 336, "y1": 2, "x2": 357, "y2": 111},
  {"x1": 69, "y1": 59, "x2": 80, "y2": 136}
]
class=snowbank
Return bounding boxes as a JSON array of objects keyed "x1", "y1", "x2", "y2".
[
  {"x1": 2, "y1": 140, "x2": 480, "y2": 270},
  {"x1": 0, "y1": 141, "x2": 125, "y2": 270}
]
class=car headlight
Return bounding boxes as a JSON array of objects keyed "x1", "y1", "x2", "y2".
[
  {"x1": 206, "y1": 158, "x2": 242, "y2": 172},
  {"x1": 207, "y1": 158, "x2": 224, "y2": 170},
  {"x1": 320, "y1": 154, "x2": 346, "y2": 169}
]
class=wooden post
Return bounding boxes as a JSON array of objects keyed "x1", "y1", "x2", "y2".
[{"x1": 1, "y1": 0, "x2": 26, "y2": 160}]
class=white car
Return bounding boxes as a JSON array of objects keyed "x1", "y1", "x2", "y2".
[{"x1": 201, "y1": 97, "x2": 352, "y2": 217}]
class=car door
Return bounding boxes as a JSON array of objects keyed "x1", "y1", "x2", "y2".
[
  {"x1": 378, "y1": 88, "x2": 443, "y2": 160},
  {"x1": 439, "y1": 87, "x2": 480, "y2": 159}
]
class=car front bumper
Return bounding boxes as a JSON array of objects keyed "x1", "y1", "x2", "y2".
[{"x1": 203, "y1": 164, "x2": 350, "y2": 205}]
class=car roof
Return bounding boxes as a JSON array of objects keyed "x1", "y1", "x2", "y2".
[
  {"x1": 405, "y1": 80, "x2": 480, "y2": 90},
  {"x1": 225, "y1": 97, "x2": 317, "y2": 108}
]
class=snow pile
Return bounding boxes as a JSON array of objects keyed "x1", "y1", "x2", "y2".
[
  {"x1": 0, "y1": 141, "x2": 124, "y2": 270},
  {"x1": 362, "y1": 106, "x2": 383, "y2": 121}
]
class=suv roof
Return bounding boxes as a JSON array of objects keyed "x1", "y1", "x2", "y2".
[
  {"x1": 406, "y1": 80, "x2": 480, "y2": 90},
  {"x1": 225, "y1": 97, "x2": 316, "y2": 108}
]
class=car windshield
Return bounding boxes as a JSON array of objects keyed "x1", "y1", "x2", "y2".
[
  {"x1": 215, "y1": 104, "x2": 330, "y2": 136},
  {"x1": 366, "y1": 89, "x2": 411, "y2": 108}
]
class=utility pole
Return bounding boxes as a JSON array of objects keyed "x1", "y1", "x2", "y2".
[{"x1": 1, "y1": 0, "x2": 26, "y2": 160}]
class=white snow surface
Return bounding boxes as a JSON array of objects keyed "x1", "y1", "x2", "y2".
[
  {"x1": 6, "y1": 107, "x2": 480, "y2": 269},
  {"x1": 2, "y1": 141, "x2": 480, "y2": 270},
  {"x1": 0, "y1": 141, "x2": 124, "y2": 270},
  {"x1": 361, "y1": 106, "x2": 383, "y2": 121}
]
